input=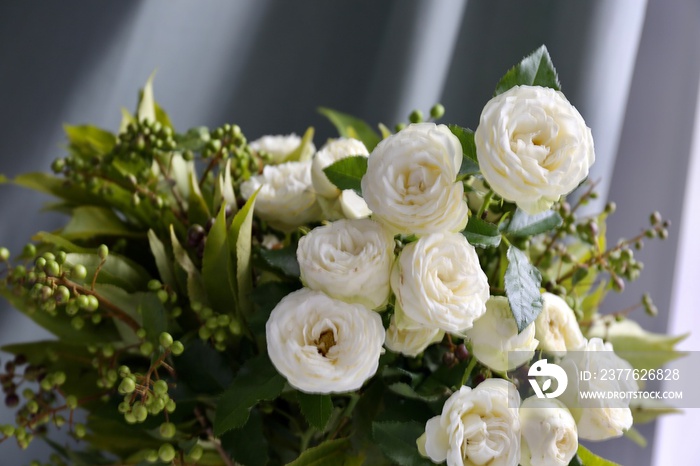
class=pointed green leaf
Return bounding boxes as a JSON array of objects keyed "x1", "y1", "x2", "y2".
[
  {"x1": 221, "y1": 409, "x2": 269, "y2": 466},
  {"x1": 378, "y1": 123, "x2": 392, "y2": 139},
  {"x1": 505, "y1": 208, "x2": 563, "y2": 238},
  {"x1": 62, "y1": 206, "x2": 140, "y2": 240},
  {"x1": 64, "y1": 252, "x2": 150, "y2": 292},
  {"x1": 287, "y1": 438, "x2": 352, "y2": 466},
  {"x1": 298, "y1": 392, "x2": 333, "y2": 431},
  {"x1": 137, "y1": 72, "x2": 157, "y2": 123},
  {"x1": 170, "y1": 224, "x2": 207, "y2": 304},
  {"x1": 12, "y1": 172, "x2": 98, "y2": 205},
  {"x1": 462, "y1": 217, "x2": 501, "y2": 248},
  {"x1": 284, "y1": 127, "x2": 315, "y2": 162},
  {"x1": 318, "y1": 107, "x2": 381, "y2": 151},
  {"x1": 138, "y1": 292, "x2": 167, "y2": 346},
  {"x1": 176, "y1": 126, "x2": 210, "y2": 152},
  {"x1": 188, "y1": 171, "x2": 211, "y2": 226},
  {"x1": 202, "y1": 203, "x2": 238, "y2": 315},
  {"x1": 248, "y1": 281, "x2": 302, "y2": 336},
  {"x1": 322, "y1": 155, "x2": 368, "y2": 196},
  {"x1": 176, "y1": 339, "x2": 234, "y2": 395},
  {"x1": 214, "y1": 159, "x2": 237, "y2": 215},
  {"x1": 229, "y1": 190, "x2": 259, "y2": 318},
  {"x1": 213, "y1": 354, "x2": 285, "y2": 436},
  {"x1": 148, "y1": 229, "x2": 176, "y2": 288},
  {"x1": 154, "y1": 101, "x2": 173, "y2": 129},
  {"x1": 33, "y1": 231, "x2": 91, "y2": 254},
  {"x1": 64, "y1": 125, "x2": 116, "y2": 157},
  {"x1": 257, "y1": 243, "x2": 300, "y2": 278},
  {"x1": 623, "y1": 426, "x2": 647, "y2": 447},
  {"x1": 505, "y1": 246, "x2": 543, "y2": 332},
  {"x1": 575, "y1": 445, "x2": 621, "y2": 466},
  {"x1": 119, "y1": 107, "x2": 135, "y2": 134},
  {"x1": 495, "y1": 45, "x2": 561, "y2": 95},
  {"x1": 447, "y1": 124, "x2": 478, "y2": 167},
  {"x1": 631, "y1": 399, "x2": 682, "y2": 424},
  {"x1": 372, "y1": 421, "x2": 434, "y2": 466}
]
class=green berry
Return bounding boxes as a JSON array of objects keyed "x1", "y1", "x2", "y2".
[
  {"x1": 170, "y1": 341, "x2": 184, "y2": 356},
  {"x1": 136, "y1": 328, "x2": 147, "y2": 339},
  {"x1": 76, "y1": 295, "x2": 90, "y2": 309},
  {"x1": 159, "y1": 422, "x2": 176, "y2": 439},
  {"x1": 71, "y1": 316, "x2": 85, "y2": 331},
  {"x1": 22, "y1": 244, "x2": 36, "y2": 258},
  {"x1": 409, "y1": 109, "x2": 423, "y2": 123},
  {"x1": 147, "y1": 279, "x2": 162, "y2": 291},
  {"x1": 132, "y1": 404, "x2": 148, "y2": 423},
  {"x1": 187, "y1": 445, "x2": 203, "y2": 461},
  {"x1": 159, "y1": 443, "x2": 176, "y2": 463},
  {"x1": 145, "y1": 449, "x2": 159, "y2": 463},
  {"x1": 0, "y1": 247, "x2": 9, "y2": 262},
  {"x1": 71, "y1": 264, "x2": 87, "y2": 281},
  {"x1": 86, "y1": 295, "x2": 99, "y2": 312},
  {"x1": 165, "y1": 399, "x2": 176, "y2": 413},
  {"x1": 139, "y1": 341, "x2": 153, "y2": 356},
  {"x1": 430, "y1": 103, "x2": 445, "y2": 120},
  {"x1": 53, "y1": 371, "x2": 66, "y2": 386},
  {"x1": 1, "y1": 425, "x2": 15, "y2": 437},
  {"x1": 124, "y1": 411, "x2": 137, "y2": 424},
  {"x1": 26, "y1": 400, "x2": 39, "y2": 414},
  {"x1": 45, "y1": 260, "x2": 61, "y2": 277},
  {"x1": 153, "y1": 380, "x2": 168, "y2": 396},
  {"x1": 157, "y1": 289, "x2": 169, "y2": 304},
  {"x1": 118, "y1": 378, "x2": 136, "y2": 394},
  {"x1": 55, "y1": 286, "x2": 70, "y2": 304},
  {"x1": 118, "y1": 365, "x2": 131, "y2": 377},
  {"x1": 159, "y1": 332, "x2": 173, "y2": 348},
  {"x1": 74, "y1": 423, "x2": 86, "y2": 438},
  {"x1": 65, "y1": 395, "x2": 78, "y2": 410},
  {"x1": 97, "y1": 244, "x2": 109, "y2": 260}
]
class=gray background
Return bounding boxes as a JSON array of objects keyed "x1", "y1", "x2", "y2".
[{"x1": 1, "y1": 1, "x2": 699, "y2": 464}]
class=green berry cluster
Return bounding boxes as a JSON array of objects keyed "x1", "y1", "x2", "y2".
[{"x1": 192, "y1": 302, "x2": 243, "y2": 351}]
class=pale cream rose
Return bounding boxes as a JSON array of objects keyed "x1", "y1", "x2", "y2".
[
  {"x1": 535, "y1": 293, "x2": 586, "y2": 355},
  {"x1": 558, "y1": 338, "x2": 637, "y2": 441},
  {"x1": 265, "y1": 288, "x2": 385, "y2": 394},
  {"x1": 240, "y1": 161, "x2": 321, "y2": 232},
  {"x1": 465, "y1": 297, "x2": 538, "y2": 372},
  {"x1": 418, "y1": 379, "x2": 521, "y2": 466},
  {"x1": 519, "y1": 397, "x2": 578, "y2": 466},
  {"x1": 249, "y1": 133, "x2": 315, "y2": 163},
  {"x1": 475, "y1": 85, "x2": 595, "y2": 214},
  {"x1": 391, "y1": 232, "x2": 489, "y2": 334},
  {"x1": 384, "y1": 314, "x2": 444, "y2": 357},
  {"x1": 361, "y1": 123, "x2": 469, "y2": 235},
  {"x1": 297, "y1": 218, "x2": 394, "y2": 310}
]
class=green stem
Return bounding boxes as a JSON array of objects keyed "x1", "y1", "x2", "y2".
[
  {"x1": 476, "y1": 190, "x2": 494, "y2": 219},
  {"x1": 460, "y1": 356, "x2": 478, "y2": 387}
]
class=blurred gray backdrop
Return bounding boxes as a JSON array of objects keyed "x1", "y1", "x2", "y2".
[{"x1": 1, "y1": 0, "x2": 699, "y2": 464}]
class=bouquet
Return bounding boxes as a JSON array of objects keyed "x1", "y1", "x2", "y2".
[{"x1": 0, "y1": 46, "x2": 686, "y2": 466}]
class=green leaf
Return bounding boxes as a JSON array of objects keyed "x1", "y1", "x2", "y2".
[
  {"x1": 575, "y1": 445, "x2": 621, "y2": 466},
  {"x1": 284, "y1": 127, "x2": 315, "y2": 162},
  {"x1": 322, "y1": 156, "x2": 368, "y2": 196},
  {"x1": 64, "y1": 125, "x2": 116, "y2": 157},
  {"x1": 188, "y1": 171, "x2": 211, "y2": 226},
  {"x1": 170, "y1": 225, "x2": 207, "y2": 304},
  {"x1": 505, "y1": 208, "x2": 563, "y2": 238},
  {"x1": 202, "y1": 203, "x2": 238, "y2": 315},
  {"x1": 505, "y1": 246, "x2": 543, "y2": 333},
  {"x1": 229, "y1": 190, "x2": 259, "y2": 318},
  {"x1": 494, "y1": 45, "x2": 561, "y2": 95},
  {"x1": 287, "y1": 438, "x2": 352, "y2": 466},
  {"x1": 33, "y1": 231, "x2": 91, "y2": 254},
  {"x1": 462, "y1": 217, "x2": 501, "y2": 248},
  {"x1": 0, "y1": 173, "x2": 8, "y2": 183},
  {"x1": 258, "y1": 244, "x2": 301, "y2": 278},
  {"x1": 372, "y1": 421, "x2": 433, "y2": 466},
  {"x1": 175, "y1": 339, "x2": 234, "y2": 396},
  {"x1": 297, "y1": 392, "x2": 333, "y2": 431},
  {"x1": 64, "y1": 252, "x2": 150, "y2": 292},
  {"x1": 176, "y1": 127, "x2": 210, "y2": 152},
  {"x1": 378, "y1": 123, "x2": 392, "y2": 139},
  {"x1": 624, "y1": 426, "x2": 647, "y2": 447},
  {"x1": 221, "y1": 409, "x2": 269, "y2": 466},
  {"x1": 154, "y1": 101, "x2": 173, "y2": 129},
  {"x1": 248, "y1": 281, "x2": 302, "y2": 336},
  {"x1": 139, "y1": 292, "x2": 167, "y2": 346},
  {"x1": 148, "y1": 229, "x2": 176, "y2": 288},
  {"x1": 214, "y1": 159, "x2": 237, "y2": 214},
  {"x1": 387, "y1": 383, "x2": 443, "y2": 403},
  {"x1": 318, "y1": 107, "x2": 381, "y2": 151},
  {"x1": 62, "y1": 206, "x2": 141, "y2": 240},
  {"x1": 447, "y1": 124, "x2": 479, "y2": 168},
  {"x1": 213, "y1": 354, "x2": 285, "y2": 436},
  {"x1": 630, "y1": 399, "x2": 682, "y2": 424},
  {"x1": 137, "y1": 72, "x2": 157, "y2": 123}
]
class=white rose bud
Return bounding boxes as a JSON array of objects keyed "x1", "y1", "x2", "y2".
[
  {"x1": 535, "y1": 293, "x2": 586, "y2": 355},
  {"x1": 240, "y1": 161, "x2": 321, "y2": 232},
  {"x1": 249, "y1": 133, "x2": 316, "y2": 164},
  {"x1": 384, "y1": 314, "x2": 444, "y2": 357},
  {"x1": 475, "y1": 85, "x2": 595, "y2": 214},
  {"x1": 465, "y1": 296, "x2": 538, "y2": 372},
  {"x1": 391, "y1": 232, "x2": 489, "y2": 334},
  {"x1": 297, "y1": 218, "x2": 394, "y2": 310},
  {"x1": 519, "y1": 397, "x2": 578, "y2": 466},
  {"x1": 558, "y1": 338, "x2": 637, "y2": 441},
  {"x1": 361, "y1": 123, "x2": 469, "y2": 235},
  {"x1": 266, "y1": 288, "x2": 385, "y2": 394},
  {"x1": 418, "y1": 379, "x2": 521, "y2": 466}
]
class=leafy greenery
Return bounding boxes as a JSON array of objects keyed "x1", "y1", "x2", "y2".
[
  {"x1": 322, "y1": 156, "x2": 368, "y2": 196},
  {"x1": 494, "y1": 45, "x2": 561, "y2": 95},
  {"x1": 505, "y1": 245, "x2": 544, "y2": 332}
]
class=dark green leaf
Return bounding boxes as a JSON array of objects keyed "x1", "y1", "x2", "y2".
[
  {"x1": 147, "y1": 229, "x2": 176, "y2": 288},
  {"x1": 139, "y1": 292, "x2": 167, "y2": 346},
  {"x1": 387, "y1": 383, "x2": 443, "y2": 403},
  {"x1": 287, "y1": 438, "x2": 352, "y2": 466},
  {"x1": 494, "y1": 45, "x2": 561, "y2": 95},
  {"x1": 33, "y1": 231, "x2": 91, "y2": 253},
  {"x1": 229, "y1": 190, "x2": 259, "y2": 318},
  {"x1": 213, "y1": 354, "x2": 285, "y2": 436},
  {"x1": 447, "y1": 125, "x2": 479, "y2": 166},
  {"x1": 318, "y1": 107, "x2": 381, "y2": 151},
  {"x1": 322, "y1": 156, "x2": 368, "y2": 196},
  {"x1": 284, "y1": 127, "x2": 315, "y2": 162},
  {"x1": 372, "y1": 421, "x2": 433, "y2": 466},
  {"x1": 575, "y1": 445, "x2": 622, "y2": 466},
  {"x1": 462, "y1": 217, "x2": 501, "y2": 248},
  {"x1": 298, "y1": 392, "x2": 333, "y2": 431},
  {"x1": 221, "y1": 409, "x2": 269, "y2": 466},
  {"x1": 505, "y1": 208, "x2": 563, "y2": 238},
  {"x1": 505, "y1": 246, "x2": 543, "y2": 333},
  {"x1": 62, "y1": 206, "x2": 140, "y2": 240},
  {"x1": 188, "y1": 171, "x2": 211, "y2": 226},
  {"x1": 202, "y1": 203, "x2": 237, "y2": 315},
  {"x1": 175, "y1": 339, "x2": 234, "y2": 395},
  {"x1": 258, "y1": 244, "x2": 300, "y2": 278},
  {"x1": 64, "y1": 252, "x2": 150, "y2": 292},
  {"x1": 170, "y1": 225, "x2": 207, "y2": 304},
  {"x1": 11, "y1": 172, "x2": 96, "y2": 205}
]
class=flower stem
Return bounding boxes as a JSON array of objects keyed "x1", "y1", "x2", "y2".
[{"x1": 460, "y1": 356, "x2": 478, "y2": 387}]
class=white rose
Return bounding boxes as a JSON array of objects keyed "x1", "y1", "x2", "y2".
[
  {"x1": 418, "y1": 379, "x2": 521, "y2": 466},
  {"x1": 465, "y1": 297, "x2": 538, "y2": 372},
  {"x1": 519, "y1": 397, "x2": 578, "y2": 466},
  {"x1": 265, "y1": 288, "x2": 385, "y2": 394},
  {"x1": 361, "y1": 123, "x2": 469, "y2": 235},
  {"x1": 384, "y1": 314, "x2": 444, "y2": 357},
  {"x1": 312, "y1": 138, "x2": 369, "y2": 197},
  {"x1": 249, "y1": 133, "x2": 316, "y2": 164},
  {"x1": 535, "y1": 293, "x2": 586, "y2": 355},
  {"x1": 297, "y1": 218, "x2": 394, "y2": 310},
  {"x1": 558, "y1": 338, "x2": 637, "y2": 441},
  {"x1": 474, "y1": 85, "x2": 595, "y2": 214},
  {"x1": 391, "y1": 232, "x2": 489, "y2": 334},
  {"x1": 240, "y1": 161, "x2": 321, "y2": 232}
]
